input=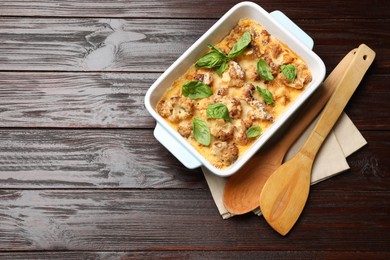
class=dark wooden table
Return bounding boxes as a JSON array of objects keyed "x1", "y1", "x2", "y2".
[{"x1": 0, "y1": 1, "x2": 389, "y2": 259}]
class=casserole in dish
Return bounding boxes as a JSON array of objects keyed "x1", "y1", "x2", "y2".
[{"x1": 145, "y1": 1, "x2": 325, "y2": 177}]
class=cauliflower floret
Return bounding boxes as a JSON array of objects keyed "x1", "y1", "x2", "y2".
[
  {"x1": 280, "y1": 63, "x2": 312, "y2": 89},
  {"x1": 157, "y1": 96, "x2": 194, "y2": 123},
  {"x1": 240, "y1": 83, "x2": 256, "y2": 102},
  {"x1": 229, "y1": 61, "x2": 245, "y2": 80},
  {"x1": 213, "y1": 95, "x2": 242, "y2": 119},
  {"x1": 228, "y1": 61, "x2": 245, "y2": 88},
  {"x1": 211, "y1": 141, "x2": 239, "y2": 168},
  {"x1": 264, "y1": 41, "x2": 283, "y2": 59},
  {"x1": 233, "y1": 119, "x2": 249, "y2": 145},
  {"x1": 194, "y1": 70, "x2": 213, "y2": 86},
  {"x1": 245, "y1": 43, "x2": 261, "y2": 58},
  {"x1": 241, "y1": 100, "x2": 273, "y2": 127},
  {"x1": 217, "y1": 87, "x2": 229, "y2": 96},
  {"x1": 264, "y1": 57, "x2": 279, "y2": 77},
  {"x1": 177, "y1": 121, "x2": 192, "y2": 138},
  {"x1": 221, "y1": 61, "x2": 245, "y2": 88},
  {"x1": 209, "y1": 119, "x2": 234, "y2": 141}
]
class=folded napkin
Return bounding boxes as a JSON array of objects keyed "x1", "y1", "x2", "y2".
[{"x1": 202, "y1": 112, "x2": 366, "y2": 219}]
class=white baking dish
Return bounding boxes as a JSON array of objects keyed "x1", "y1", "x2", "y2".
[{"x1": 144, "y1": 1, "x2": 326, "y2": 177}]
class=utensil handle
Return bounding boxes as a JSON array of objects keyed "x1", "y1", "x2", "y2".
[{"x1": 301, "y1": 44, "x2": 375, "y2": 160}]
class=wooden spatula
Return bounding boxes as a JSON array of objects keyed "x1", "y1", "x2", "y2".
[
  {"x1": 223, "y1": 48, "x2": 357, "y2": 215},
  {"x1": 259, "y1": 44, "x2": 375, "y2": 235}
]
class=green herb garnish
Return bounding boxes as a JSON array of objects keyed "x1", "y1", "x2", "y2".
[
  {"x1": 195, "y1": 44, "x2": 229, "y2": 76},
  {"x1": 256, "y1": 86, "x2": 275, "y2": 106},
  {"x1": 256, "y1": 59, "x2": 274, "y2": 81},
  {"x1": 192, "y1": 117, "x2": 211, "y2": 146},
  {"x1": 228, "y1": 31, "x2": 252, "y2": 59},
  {"x1": 195, "y1": 46, "x2": 227, "y2": 69},
  {"x1": 216, "y1": 60, "x2": 229, "y2": 76},
  {"x1": 246, "y1": 125, "x2": 262, "y2": 138},
  {"x1": 195, "y1": 31, "x2": 252, "y2": 76},
  {"x1": 206, "y1": 103, "x2": 231, "y2": 122},
  {"x1": 182, "y1": 81, "x2": 213, "y2": 100},
  {"x1": 281, "y1": 64, "x2": 297, "y2": 83}
]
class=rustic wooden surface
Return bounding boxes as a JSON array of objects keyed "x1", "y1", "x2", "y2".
[{"x1": 0, "y1": 0, "x2": 389, "y2": 259}]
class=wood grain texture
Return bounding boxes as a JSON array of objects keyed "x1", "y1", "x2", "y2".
[
  {"x1": 0, "y1": 18, "x2": 213, "y2": 72},
  {"x1": 0, "y1": 251, "x2": 389, "y2": 260},
  {"x1": 344, "y1": 74, "x2": 390, "y2": 130},
  {"x1": 0, "y1": 18, "x2": 389, "y2": 73},
  {"x1": 0, "y1": 0, "x2": 389, "y2": 257},
  {"x1": 0, "y1": 0, "x2": 388, "y2": 19},
  {"x1": 0, "y1": 189, "x2": 388, "y2": 251},
  {"x1": 0, "y1": 72, "x2": 157, "y2": 128},
  {"x1": 0, "y1": 72, "x2": 388, "y2": 129},
  {"x1": 0, "y1": 129, "x2": 205, "y2": 188},
  {"x1": 0, "y1": 130, "x2": 388, "y2": 190}
]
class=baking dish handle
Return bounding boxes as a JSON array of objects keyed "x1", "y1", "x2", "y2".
[
  {"x1": 270, "y1": 10, "x2": 314, "y2": 50},
  {"x1": 154, "y1": 123, "x2": 202, "y2": 169}
]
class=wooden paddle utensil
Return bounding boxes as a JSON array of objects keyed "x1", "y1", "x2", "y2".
[
  {"x1": 259, "y1": 44, "x2": 375, "y2": 236},
  {"x1": 223, "y1": 48, "x2": 357, "y2": 215}
]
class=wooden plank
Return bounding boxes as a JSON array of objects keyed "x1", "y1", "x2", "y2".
[
  {"x1": 0, "y1": 129, "x2": 205, "y2": 188},
  {"x1": 0, "y1": 251, "x2": 389, "y2": 260},
  {"x1": 0, "y1": 72, "x2": 157, "y2": 128},
  {"x1": 0, "y1": 130, "x2": 388, "y2": 189},
  {"x1": 0, "y1": 18, "x2": 213, "y2": 72},
  {"x1": 0, "y1": 189, "x2": 388, "y2": 251},
  {"x1": 0, "y1": 72, "x2": 388, "y2": 129},
  {"x1": 344, "y1": 75, "x2": 390, "y2": 130},
  {"x1": 0, "y1": 0, "x2": 388, "y2": 19},
  {"x1": 0, "y1": 18, "x2": 388, "y2": 73}
]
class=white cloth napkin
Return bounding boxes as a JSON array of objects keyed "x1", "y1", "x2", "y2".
[{"x1": 202, "y1": 112, "x2": 367, "y2": 219}]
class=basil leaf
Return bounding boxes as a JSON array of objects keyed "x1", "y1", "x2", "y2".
[
  {"x1": 256, "y1": 86, "x2": 275, "y2": 106},
  {"x1": 206, "y1": 103, "x2": 231, "y2": 122},
  {"x1": 182, "y1": 81, "x2": 213, "y2": 100},
  {"x1": 216, "y1": 60, "x2": 229, "y2": 76},
  {"x1": 228, "y1": 31, "x2": 251, "y2": 59},
  {"x1": 195, "y1": 51, "x2": 226, "y2": 69},
  {"x1": 192, "y1": 117, "x2": 211, "y2": 146},
  {"x1": 195, "y1": 45, "x2": 227, "y2": 69},
  {"x1": 281, "y1": 64, "x2": 297, "y2": 83},
  {"x1": 256, "y1": 59, "x2": 274, "y2": 81},
  {"x1": 208, "y1": 44, "x2": 228, "y2": 57},
  {"x1": 246, "y1": 125, "x2": 262, "y2": 138}
]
